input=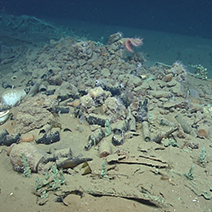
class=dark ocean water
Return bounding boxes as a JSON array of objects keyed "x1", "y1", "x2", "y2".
[{"x1": 1, "y1": 0, "x2": 212, "y2": 39}]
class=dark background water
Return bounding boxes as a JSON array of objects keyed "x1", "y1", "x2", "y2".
[{"x1": 1, "y1": 0, "x2": 212, "y2": 39}]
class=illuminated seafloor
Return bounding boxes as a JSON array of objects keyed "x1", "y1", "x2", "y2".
[{"x1": 0, "y1": 13, "x2": 212, "y2": 212}]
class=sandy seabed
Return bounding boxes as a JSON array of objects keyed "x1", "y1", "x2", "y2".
[{"x1": 0, "y1": 16, "x2": 212, "y2": 212}]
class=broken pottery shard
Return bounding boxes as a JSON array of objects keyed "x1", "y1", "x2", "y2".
[
  {"x1": 148, "y1": 90, "x2": 171, "y2": 98},
  {"x1": 86, "y1": 113, "x2": 106, "y2": 127},
  {"x1": 85, "y1": 128, "x2": 105, "y2": 150},
  {"x1": 57, "y1": 157, "x2": 93, "y2": 169},
  {"x1": 108, "y1": 32, "x2": 122, "y2": 45}
]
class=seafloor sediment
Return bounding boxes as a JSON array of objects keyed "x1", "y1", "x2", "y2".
[{"x1": 0, "y1": 14, "x2": 212, "y2": 212}]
